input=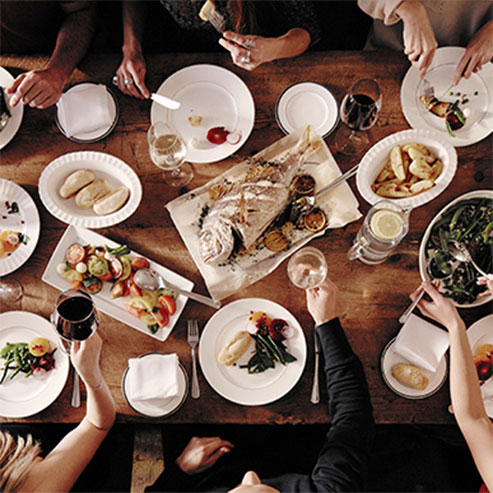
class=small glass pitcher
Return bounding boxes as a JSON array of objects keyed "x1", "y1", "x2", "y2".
[{"x1": 348, "y1": 200, "x2": 411, "y2": 264}]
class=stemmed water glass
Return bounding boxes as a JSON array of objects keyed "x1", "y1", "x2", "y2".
[
  {"x1": 148, "y1": 122, "x2": 193, "y2": 188},
  {"x1": 334, "y1": 78, "x2": 382, "y2": 155},
  {"x1": 287, "y1": 247, "x2": 328, "y2": 289}
]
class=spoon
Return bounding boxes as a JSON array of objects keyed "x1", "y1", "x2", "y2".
[
  {"x1": 446, "y1": 240, "x2": 489, "y2": 277},
  {"x1": 134, "y1": 268, "x2": 221, "y2": 309}
]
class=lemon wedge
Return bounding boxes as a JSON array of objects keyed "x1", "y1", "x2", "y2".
[{"x1": 370, "y1": 209, "x2": 403, "y2": 240}]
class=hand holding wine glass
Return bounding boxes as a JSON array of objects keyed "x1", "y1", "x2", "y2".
[
  {"x1": 148, "y1": 122, "x2": 193, "y2": 188},
  {"x1": 334, "y1": 78, "x2": 382, "y2": 155},
  {"x1": 287, "y1": 247, "x2": 327, "y2": 290}
]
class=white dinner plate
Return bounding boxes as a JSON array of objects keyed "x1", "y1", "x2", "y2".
[
  {"x1": 55, "y1": 82, "x2": 119, "y2": 143},
  {"x1": 122, "y1": 354, "x2": 188, "y2": 417},
  {"x1": 0, "y1": 66, "x2": 23, "y2": 150},
  {"x1": 0, "y1": 311, "x2": 70, "y2": 418},
  {"x1": 356, "y1": 129, "x2": 457, "y2": 208},
  {"x1": 38, "y1": 151, "x2": 142, "y2": 229},
  {"x1": 467, "y1": 315, "x2": 493, "y2": 418},
  {"x1": 0, "y1": 179, "x2": 40, "y2": 276},
  {"x1": 199, "y1": 298, "x2": 306, "y2": 406},
  {"x1": 151, "y1": 64, "x2": 255, "y2": 164},
  {"x1": 381, "y1": 337, "x2": 447, "y2": 400},
  {"x1": 418, "y1": 189, "x2": 493, "y2": 308},
  {"x1": 275, "y1": 82, "x2": 339, "y2": 138},
  {"x1": 42, "y1": 225, "x2": 194, "y2": 341},
  {"x1": 401, "y1": 47, "x2": 493, "y2": 147}
]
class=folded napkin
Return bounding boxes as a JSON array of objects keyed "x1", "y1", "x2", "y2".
[
  {"x1": 393, "y1": 314, "x2": 450, "y2": 373},
  {"x1": 127, "y1": 353, "x2": 179, "y2": 404},
  {"x1": 57, "y1": 84, "x2": 113, "y2": 137}
]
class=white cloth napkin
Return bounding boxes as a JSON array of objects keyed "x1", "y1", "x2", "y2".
[
  {"x1": 393, "y1": 314, "x2": 450, "y2": 373},
  {"x1": 57, "y1": 84, "x2": 113, "y2": 137},
  {"x1": 127, "y1": 353, "x2": 179, "y2": 404}
]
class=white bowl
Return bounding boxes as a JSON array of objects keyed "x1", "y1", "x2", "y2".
[{"x1": 356, "y1": 129, "x2": 457, "y2": 209}]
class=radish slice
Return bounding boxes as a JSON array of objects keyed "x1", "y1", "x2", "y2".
[{"x1": 227, "y1": 130, "x2": 242, "y2": 145}]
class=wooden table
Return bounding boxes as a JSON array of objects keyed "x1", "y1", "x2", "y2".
[{"x1": 0, "y1": 51, "x2": 491, "y2": 425}]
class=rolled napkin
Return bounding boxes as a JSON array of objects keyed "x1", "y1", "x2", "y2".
[
  {"x1": 127, "y1": 353, "x2": 179, "y2": 404},
  {"x1": 393, "y1": 314, "x2": 450, "y2": 373},
  {"x1": 57, "y1": 84, "x2": 113, "y2": 137}
]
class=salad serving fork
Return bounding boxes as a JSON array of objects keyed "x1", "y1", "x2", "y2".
[{"x1": 187, "y1": 319, "x2": 200, "y2": 399}]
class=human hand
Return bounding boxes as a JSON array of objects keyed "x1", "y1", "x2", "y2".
[
  {"x1": 397, "y1": 0, "x2": 437, "y2": 78},
  {"x1": 176, "y1": 436, "x2": 233, "y2": 475},
  {"x1": 7, "y1": 68, "x2": 67, "y2": 109},
  {"x1": 115, "y1": 48, "x2": 149, "y2": 99},
  {"x1": 477, "y1": 274, "x2": 493, "y2": 298},
  {"x1": 453, "y1": 21, "x2": 493, "y2": 85},
  {"x1": 219, "y1": 31, "x2": 276, "y2": 71},
  {"x1": 306, "y1": 278, "x2": 338, "y2": 326},
  {"x1": 410, "y1": 281, "x2": 464, "y2": 331},
  {"x1": 71, "y1": 332, "x2": 103, "y2": 389}
]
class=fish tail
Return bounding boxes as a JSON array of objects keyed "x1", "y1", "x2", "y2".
[{"x1": 294, "y1": 125, "x2": 322, "y2": 158}]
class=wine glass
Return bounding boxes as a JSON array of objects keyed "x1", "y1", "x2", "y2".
[
  {"x1": 0, "y1": 279, "x2": 23, "y2": 302},
  {"x1": 51, "y1": 290, "x2": 99, "y2": 354},
  {"x1": 148, "y1": 122, "x2": 193, "y2": 188},
  {"x1": 287, "y1": 247, "x2": 328, "y2": 289},
  {"x1": 334, "y1": 78, "x2": 382, "y2": 155}
]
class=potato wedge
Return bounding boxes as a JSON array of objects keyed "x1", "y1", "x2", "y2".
[
  {"x1": 409, "y1": 158, "x2": 433, "y2": 180},
  {"x1": 376, "y1": 160, "x2": 394, "y2": 183},
  {"x1": 430, "y1": 159, "x2": 443, "y2": 181},
  {"x1": 390, "y1": 146, "x2": 406, "y2": 182},
  {"x1": 403, "y1": 143, "x2": 430, "y2": 156},
  {"x1": 410, "y1": 179, "x2": 434, "y2": 194},
  {"x1": 375, "y1": 182, "x2": 412, "y2": 198}
]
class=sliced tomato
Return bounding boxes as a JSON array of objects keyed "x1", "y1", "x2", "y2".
[
  {"x1": 131, "y1": 257, "x2": 149, "y2": 270},
  {"x1": 158, "y1": 294, "x2": 176, "y2": 316},
  {"x1": 109, "y1": 257, "x2": 123, "y2": 279},
  {"x1": 111, "y1": 281, "x2": 127, "y2": 299},
  {"x1": 129, "y1": 281, "x2": 143, "y2": 298},
  {"x1": 97, "y1": 271, "x2": 113, "y2": 282},
  {"x1": 66, "y1": 243, "x2": 86, "y2": 264},
  {"x1": 124, "y1": 303, "x2": 143, "y2": 318},
  {"x1": 151, "y1": 307, "x2": 169, "y2": 328}
]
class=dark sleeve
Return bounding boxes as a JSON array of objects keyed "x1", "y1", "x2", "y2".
[
  {"x1": 281, "y1": 1, "x2": 321, "y2": 47},
  {"x1": 265, "y1": 318, "x2": 374, "y2": 493}
]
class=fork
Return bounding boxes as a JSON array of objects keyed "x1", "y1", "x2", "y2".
[
  {"x1": 199, "y1": 1, "x2": 226, "y2": 33},
  {"x1": 187, "y1": 320, "x2": 200, "y2": 399}
]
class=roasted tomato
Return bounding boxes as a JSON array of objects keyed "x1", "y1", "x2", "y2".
[
  {"x1": 128, "y1": 281, "x2": 143, "y2": 298},
  {"x1": 151, "y1": 307, "x2": 169, "y2": 328},
  {"x1": 158, "y1": 294, "x2": 176, "y2": 316},
  {"x1": 131, "y1": 257, "x2": 149, "y2": 271},
  {"x1": 269, "y1": 319, "x2": 288, "y2": 341},
  {"x1": 124, "y1": 303, "x2": 144, "y2": 318},
  {"x1": 109, "y1": 257, "x2": 123, "y2": 279},
  {"x1": 66, "y1": 243, "x2": 86, "y2": 264},
  {"x1": 111, "y1": 281, "x2": 127, "y2": 299},
  {"x1": 206, "y1": 126, "x2": 229, "y2": 145}
]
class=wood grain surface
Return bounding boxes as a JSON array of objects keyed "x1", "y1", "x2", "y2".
[{"x1": 0, "y1": 51, "x2": 491, "y2": 425}]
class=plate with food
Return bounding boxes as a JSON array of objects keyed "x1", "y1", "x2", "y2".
[
  {"x1": 42, "y1": 225, "x2": 193, "y2": 341},
  {"x1": 199, "y1": 298, "x2": 306, "y2": 406},
  {"x1": 0, "y1": 178, "x2": 40, "y2": 276},
  {"x1": 357, "y1": 129, "x2": 457, "y2": 208},
  {"x1": 38, "y1": 151, "x2": 142, "y2": 229},
  {"x1": 419, "y1": 190, "x2": 493, "y2": 307},
  {"x1": 401, "y1": 47, "x2": 493, "y2": 147},
  {"x1": 467, "y1": 314, "x2": 493, "y2": 418},
  {"x1": 0, "y1": 311, "x2": 70, "y2": 418},
  {"x1": 150, "y1": 64, "x2": 255, "y2": 164},
  {"x1": 380, "y1": 337, "x2": 447, "y2": 400},
  {"x1": 0, "y1": 66, "x2": 24, "y2": 150},
  {"x1": 275, "y1": 82, "x2": 339, "y2": 138}
]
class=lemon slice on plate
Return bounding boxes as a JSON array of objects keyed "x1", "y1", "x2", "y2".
[{"x1": 370, "y1": 209, "x2": 403, "y2": 240}]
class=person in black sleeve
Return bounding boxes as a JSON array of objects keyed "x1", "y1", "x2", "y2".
[{"x1": 148, "y1": 277, "x2": 375, "y2": 492}]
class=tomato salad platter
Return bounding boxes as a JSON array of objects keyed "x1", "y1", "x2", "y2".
[{"x1": 42, "y1": 225, "x2": 194, "y2": 341}]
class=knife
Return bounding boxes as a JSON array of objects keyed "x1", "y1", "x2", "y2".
[{"x1": 310, "y1": 330, "x2": 320, "y2": 404}]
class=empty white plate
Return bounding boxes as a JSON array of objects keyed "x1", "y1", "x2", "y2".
[{"x1": 276, "y1": 82, "x2": 339, "y2": 138}]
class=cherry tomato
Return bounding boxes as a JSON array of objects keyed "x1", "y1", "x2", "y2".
[
  {"x1": 124, "y1": 304, "x2": 143, "y2": 318},
  {"x1": 97, "y1": 271, "x2": 113, "y2": 282},
  {"x1": 207, "y1": 126, "x2": 229, "y2": 145},
  {"x1": 66, "y1": 243, "x2": 86, "y2": 264},
  {"x1": 128, "y1": 281, "x2": 143, "y2": 298},
  {"x1": 131, "y1": 257, "x2": 149, "y2": 270},
  {"x1": 152, "y1": 307, "x2": 169, "y2": 328},
  {"x1": 158, "y1": 294, "x2": 176, "y2": 316}
]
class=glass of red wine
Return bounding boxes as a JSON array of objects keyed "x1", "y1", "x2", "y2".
[
  {"x1": 334, "y1": 78, "x2": 382, "y2": 155},
  {"x1": 51, "y1": 290, "x2": 99, "y2": 354}
]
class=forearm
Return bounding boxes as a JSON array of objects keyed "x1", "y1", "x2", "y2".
[
  {"x1": 395, "y1": 0, "x2": 426, "y2": 25},
  {"x1": 45, "y1": 6, "x2": 95, "y2": 79},
  {"x1": 267, "y1": 28, "x2": 311, "y2": 62},
  {"x1": 122, "y1": 1, "x2": 147, "y2": 56},
  {"x1": 84, "y1": 375, "x2": 116, "y2": 431}
]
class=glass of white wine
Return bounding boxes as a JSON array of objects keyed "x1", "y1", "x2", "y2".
[
  {"x1": 287, "y1": 247, "x2": 328, "y2": 289},
  {"x1": 148, "y1": 122, "x2": 193, "y2": 188}
]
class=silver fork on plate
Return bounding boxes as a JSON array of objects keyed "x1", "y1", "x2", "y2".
[
  {"x1": 422, "y1": 78, "x2": 435, "y2": 98},
  {"x1": 187, "y1": 320, "x2": 200, "y2": 399}
]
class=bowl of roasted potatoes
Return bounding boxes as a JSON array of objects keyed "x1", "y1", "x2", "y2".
[{"x1": 356, "y1": 129, "x2": 457, "y2": 208}]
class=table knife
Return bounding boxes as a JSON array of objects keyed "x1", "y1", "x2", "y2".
[
  {"x1": 310, "y1": 331, "x2": 320, "y2": 404},
  {"x1": 150, "y1": 92, "x2": 180, "y2": 111}
]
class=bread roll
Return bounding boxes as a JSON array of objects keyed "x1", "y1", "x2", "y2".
[
  {"x1": 217, "y1": 331, "x2": 252, "y2": 366},
  {"x1": 59, "y1": 169, "x2": 95, "y2": 199},
  {"x1": 75, "y1": 179, "x2": 110, "y2": 209},
  {"x1": 93, "y1": 186, "x2": 130, "y2": 215},
  {"x1": 391, "y1": 363, "x2": 429, "y2": 390}
]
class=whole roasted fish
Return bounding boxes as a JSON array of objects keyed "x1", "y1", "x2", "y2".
[{"x1": 199, "y1": 126, "x2": 321, "y2": 264}]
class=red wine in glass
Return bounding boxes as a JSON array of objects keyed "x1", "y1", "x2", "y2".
[{"x1": 341, "y1": 93, "x2": 379, "y2": 131}]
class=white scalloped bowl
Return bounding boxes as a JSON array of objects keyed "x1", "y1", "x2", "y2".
[
  {"x1": 356, "y1": 129, "x2": 457, "y2": 209},
  {"x1": 39, "y1": 151, "x2": 142, "y2": 228}
]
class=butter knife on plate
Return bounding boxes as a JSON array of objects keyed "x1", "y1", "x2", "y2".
[{"x1": 310, "y1": 330, "x2": 320, "y2": 404}]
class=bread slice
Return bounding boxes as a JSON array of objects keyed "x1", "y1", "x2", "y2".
[
  {"x1": 59, "y1": 169, "x2": 95, "y2": 199},
  {"x1": 93, "y1": 186, "x2": 130, "y2": 215},
  {"x1": 75, "y1": 179, "x2": 110, "y2": 209}
]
